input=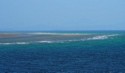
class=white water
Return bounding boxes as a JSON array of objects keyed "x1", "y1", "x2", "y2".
[{"x1": 0, "y1": 34, "x2": 119, "y2": 45}]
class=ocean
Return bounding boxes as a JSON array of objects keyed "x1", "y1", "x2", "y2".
[{"x1": 0, "y1": 31, "x2": 125, "y2": 73}]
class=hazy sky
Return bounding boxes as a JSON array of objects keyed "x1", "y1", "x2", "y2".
[{"x1": 0, "y1": 0, "x2": 125, "y2": 31}]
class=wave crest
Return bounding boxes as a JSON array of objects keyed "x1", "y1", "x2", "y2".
[
  {"x1": 0, "y1": 42, "x2": 30, "y2": 45},
  {"x1": 0, "y1": 34, "x2": 119, "y2": 45}
]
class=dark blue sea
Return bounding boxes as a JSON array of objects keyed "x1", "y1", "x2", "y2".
[{"x1": 0, "y1": 31, "x2": 125, "y2": 73}]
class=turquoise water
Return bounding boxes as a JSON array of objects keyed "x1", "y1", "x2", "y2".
[{"x1": 0, "y1": 31, "x2": 125, "y2": 73}]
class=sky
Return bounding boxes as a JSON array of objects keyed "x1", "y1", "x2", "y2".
[{"x1": 0, "y1": 0, "x2": 125, "y2": 31}]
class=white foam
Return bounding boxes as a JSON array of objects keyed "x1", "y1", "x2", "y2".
[
  {"x1": 86, "y1": 34, "x2": 119, "y2": 40},
  {"x1": 16, "y1": 42, "x2": 30, "y2": 44},
  {"x1": 36, "y1": 41, "x2": 53, "y2": 43},
  {"x1": 0, "y1": 43, "x2": 14, "y2": 45},
  {"x1": 0, "y1": 42, "x2": 30, "y2": 45},
  {"x1": 87, "y1": 35, "x2": 108, "y2": 40},
  {"x1": 0, "y1": 34, "x2": 119, "y2": 45},
  {"x1": 106, "y1": 34, "x2": 119, "y2": 37}
]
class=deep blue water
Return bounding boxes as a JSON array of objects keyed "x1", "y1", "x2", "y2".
[{"x1": 0, "y1": 31, "x2": 125, "y2": 73}]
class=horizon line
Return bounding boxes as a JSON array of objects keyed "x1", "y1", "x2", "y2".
[{"x1": 0, "y1": 30, "x2": 125, "y2": 32}]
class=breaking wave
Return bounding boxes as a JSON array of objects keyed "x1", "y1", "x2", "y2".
[
  {"x1": 0, "y1": 34, "x2": 119, "y2": 45},
  {"x1": 0, "y1": 42, "x2": 30, "y2": 45},
  {"x1": 86, "y1": 34, "x2": 119, "y2": 40}
]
